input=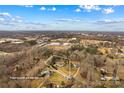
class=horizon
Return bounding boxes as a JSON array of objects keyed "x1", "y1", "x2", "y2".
[{"x1": 1, "y1": 30, "x2": 124, "y2": 33}]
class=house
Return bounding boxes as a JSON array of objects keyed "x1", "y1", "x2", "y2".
[{"x1": 38, "y1": 70, "x2": 52, "y2": 77}]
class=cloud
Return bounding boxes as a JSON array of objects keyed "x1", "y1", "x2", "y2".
[
  {"x1": 76, "y1": 5, "x2": 115, "y2": 14},
  {"x1": 0, "y1": 12, "x2": 22, "y2": 21},
  {"x1": 0, "y1": 18, "x2": 5, "y2": 21},
  {"x1": 0, "y1": 12, "x2": 11, "y2": 17},
  {"x1": 15, "y1": 16, "x2": 22, "y2": 19},
  {"x1": 48, "y1": 7, "x2": 56, "y2": 11},
  {"x1": 15, "y1": 21, "x2": 47, "y2": 30},
  {"x1": 0, "y1": 12, "x2": 48, "y2": 30},
  {"x1": 40, "y1": 7, "x2": 56, "y2": 12},
  {"x1": 75, "y1": 8, "x2": 81, "y2": 12},
  {"x1": 103, "y1": 8, "x2": 114, "y2": 14},
  {"x1": 40, "y1": 6, "x2": 46, "y2": 11},
  {"x1": 52, "y1": 7, "x2": 56, "y2": 11},
  {"x1": 79, "y1": 5, "x2": 101, "y2": 12},
  {"x1": 11, "y1": 18, "x2": 23, "y2": 23},
  {"x1": 0, "y1": 12, "x2": 22, "y2": 25},
  {"x1": 23, "y1": 5, "x2": 33, "y2": 8},
  {"x1": 26, "y1": 21, "x2": 46, "y2": 26},
  {"x1": 0, "y1": 17, "x2": 23, "y2": 27},
  {"x1": 95, "y1": 19, "x2": 124, "y2": 24},
  {"x1": 93, "y1": 19, "x2": 124, "y2": 31},
  {"x1": 56, "y1": 18, "x2": 81, "y2": 22}
]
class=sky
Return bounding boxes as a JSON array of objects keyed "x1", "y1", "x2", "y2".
[{"x1": 0, "y1": 5, "x2": 124, "y2": 31}]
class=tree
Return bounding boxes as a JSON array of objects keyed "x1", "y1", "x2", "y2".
[
  {"x1": 85, "y1": 46, "x2": 98, "y2": 55},
  {"x1": 24, "y1": 40, "x2": 37, "y2": 46},
  {"x1": 61, "y1": 81, "x2": 65, "y2": 87}
]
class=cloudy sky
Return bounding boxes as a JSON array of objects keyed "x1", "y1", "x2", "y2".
[{"x1": 0, "y1": 5, "x2": 124, "y2": 31}]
